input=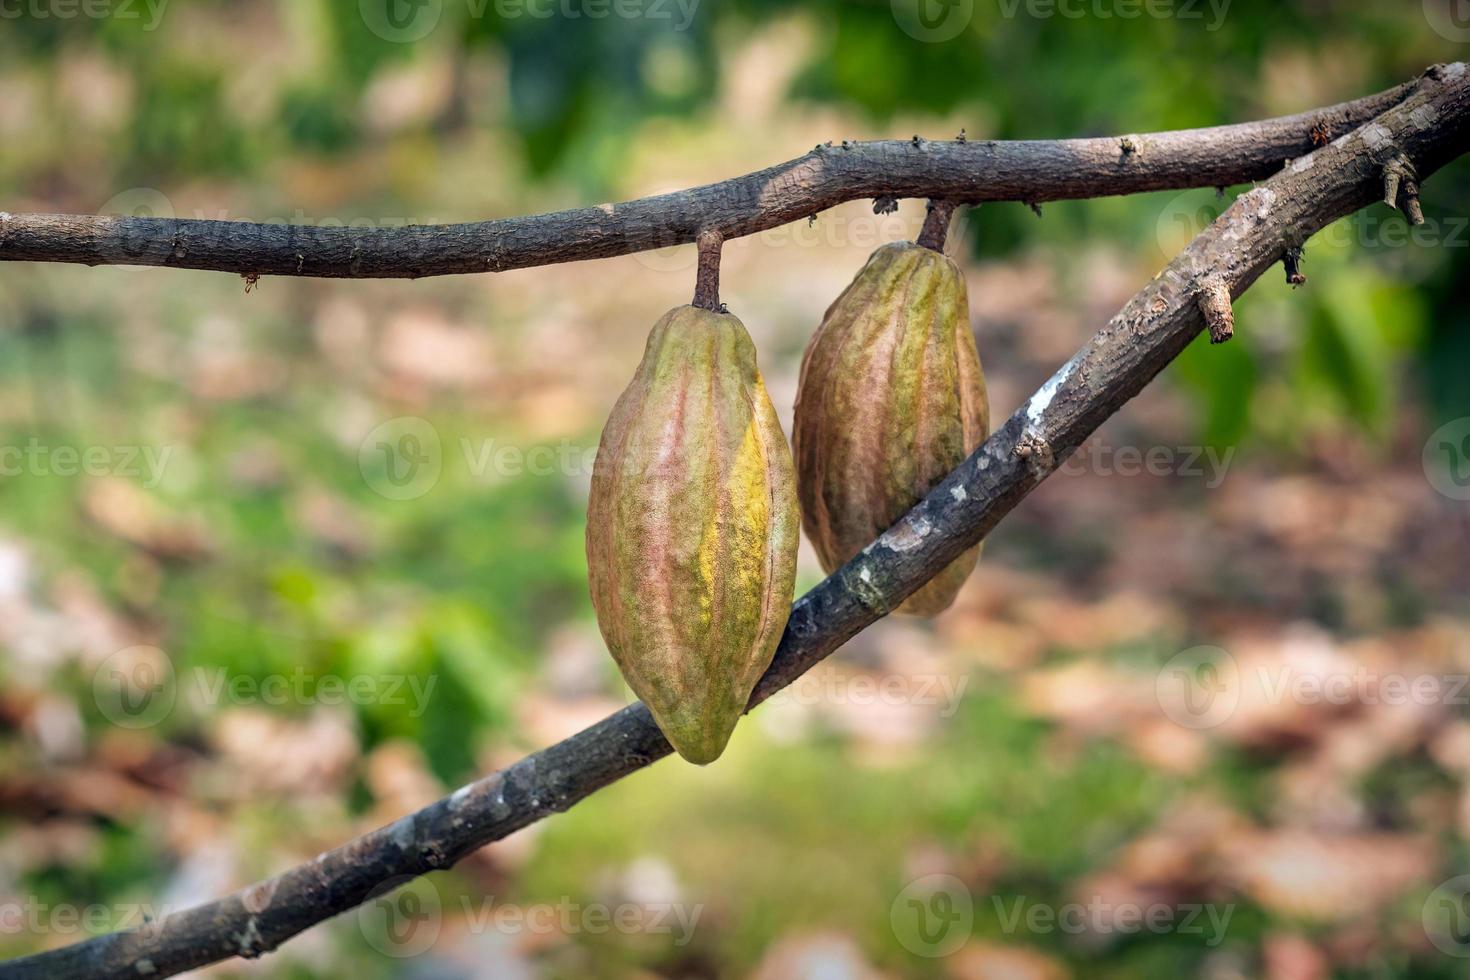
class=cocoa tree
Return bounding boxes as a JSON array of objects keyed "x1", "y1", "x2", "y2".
[{"x1": 1, "y1": 61, "x2": 1467, "y2": 980}]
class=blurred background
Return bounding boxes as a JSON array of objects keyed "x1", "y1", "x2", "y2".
[{"x1": 2, "y1": 1, "x2": 1470, "y2": 977}]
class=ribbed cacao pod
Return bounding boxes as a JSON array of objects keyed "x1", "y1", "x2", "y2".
[
  {"x1": 793, "y1": 241, "x2": 989, "y2": 616},
  {"x1": 587, "y1": 305, "x2": 799, "y2": 764}
]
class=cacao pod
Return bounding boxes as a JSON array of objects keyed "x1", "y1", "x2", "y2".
[
  {"x1": 793, "y1": 241, "x2": 989, "y2": 616},
  {"x1": 587, "y1": 305, "x2": 799, "y2": 764}
]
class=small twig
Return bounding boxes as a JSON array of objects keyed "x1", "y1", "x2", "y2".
[
  {"x1": 1196, "y1": 275, "x2": 1234, "y2": 344},
  {"x1": 692, "y1": 229, "x2": 723, "y2": 311},
  {"x1": 1402, "y1": 177, "x2": 1425, "y2": 225},
  {"x1": 1284, "y1": 245, "x2": 1307, "y2": 287},
  {"x1": 1383, "y1": 159, "x2": 1404, "y2": 207},
  {"x1": 916, "y1": 200, "x2": 959, "y2": 252},
  {"x1": 1383, "y1": 153, "x2": 1426, "y2": 224}
]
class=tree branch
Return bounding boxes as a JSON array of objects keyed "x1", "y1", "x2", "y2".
[
  {"x1": 6, "y1": 62, "x2": 1468, "y2": 979},
  {"x1": 0, "y1": 75, "x2": 1433, "y2": 280}
]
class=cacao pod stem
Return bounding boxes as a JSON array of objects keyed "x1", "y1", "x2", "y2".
[
  {"x1": 692, "y1": 228, "x2": 724, "y2": 311},
  {"x1": 916, "y1": 200, "x2": 959, "y2": 252}
]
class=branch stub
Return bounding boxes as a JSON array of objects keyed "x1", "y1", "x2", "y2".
[{"x1": 1196, "y1": 275, "x2": 1235, "y2": 344}]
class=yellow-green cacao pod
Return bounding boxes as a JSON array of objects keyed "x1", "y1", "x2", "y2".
[
  {"x1": 793, "y1": 241, "x2": 989, "y2": 616},
  {"x1": 587, "y1": 305, "x2": 800, "y2": 764}
]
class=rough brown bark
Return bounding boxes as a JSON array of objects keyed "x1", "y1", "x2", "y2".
[{"x1": 4, "y1": 62, "x2": 1467, "y2": 980}]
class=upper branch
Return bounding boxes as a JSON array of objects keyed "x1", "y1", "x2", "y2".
[
  {"x1": 8, "y1": 61, "x2": 1467, "y2": 980},
  {"x1": 0, "y1": 74, "x2": 1432, "y2": 280}
]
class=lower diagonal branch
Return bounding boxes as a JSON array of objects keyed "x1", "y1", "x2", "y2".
[{"x1": 6, "y1": 63, "x2": 1468, "y2": 980}]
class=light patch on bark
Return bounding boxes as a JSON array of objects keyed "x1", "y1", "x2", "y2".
[
  {"x1": 242, "y1": 879, "x2": 279, "y2": 915},
  {"x1": 882, "y1": 514, "x2": 932, "y2": 552},
  {"x1": 1251, "y1": 187, "x2": 1277, "y2": 219},
  {"x1": 1361, "y1": 123, "x2": 1393, "y2": 150},
  {"x1": 1025, "y1": 354, "x2": 1079, "y2": 430},
  {"x1": 232, "y1": 917, "x2": 263, "y2": 957},
  {"x1": 1410, "y1": 105, "x2": 1440, "y2": 131}
]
